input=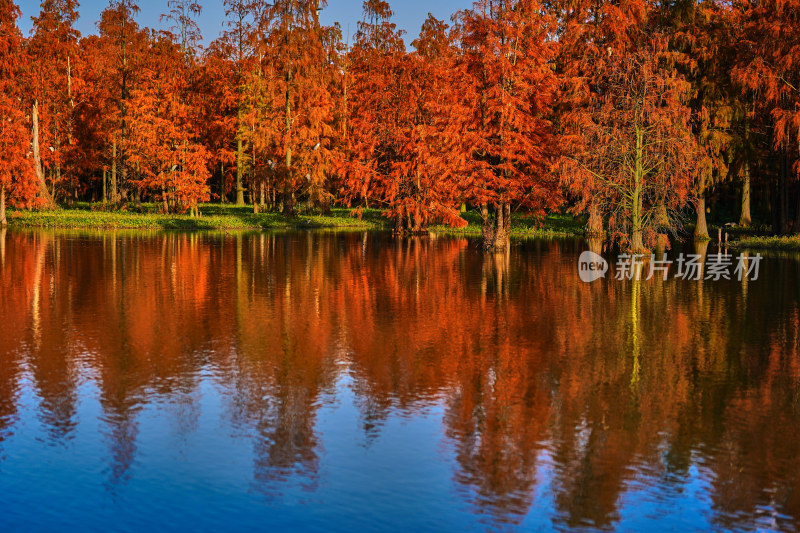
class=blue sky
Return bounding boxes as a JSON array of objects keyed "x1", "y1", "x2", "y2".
[{"x1": 16, "y1": 0, "x2": 473, "y2": 47}]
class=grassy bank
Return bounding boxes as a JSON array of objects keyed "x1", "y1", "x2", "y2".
[
  {"x1": 7, "y1": 203, "x2": 387, "y2": 231},
  {"x1": 430, "y1": 211, "x2": 585, "y2": 237},
  {"x1": 7, "y1": 203, "x2": 585, "y2": 237},
  {"x1": 729, "y1": 234, "x2": 800, "y2": 251}
]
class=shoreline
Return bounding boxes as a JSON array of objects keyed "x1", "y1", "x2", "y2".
[
  {"x1": 8, "y1": 205, "x2": 800, "y2": 250},
  {"x1": 4, "y1": 204, "x2": 585, "y2": 238}
]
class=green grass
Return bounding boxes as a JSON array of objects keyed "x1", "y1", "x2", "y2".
[
  {"x1": 429, "y1": 210, "x2": 585, "y2": 237},
  {"x1": 8, "y1": 203, "x2": 388, "y2": 231},
  {"x1": 729, "y1": 234, "x2": 800, "y2": 251},
  {"x1": 8, "y1": 203, "x2": 586, "y2": 237}
]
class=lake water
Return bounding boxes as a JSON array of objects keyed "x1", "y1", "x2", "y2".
[{"x1": 0, "y1": 229, "x2": 799, "y2": 532}]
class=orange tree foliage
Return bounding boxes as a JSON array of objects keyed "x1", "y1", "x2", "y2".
[
  {"x1": 734, "y1": 0, "x2": 800, "y2": 169},
  {"x1": 733, "y1": 0, "x2": 800, "y2": 233},
  {"x1": 456, "y1": 0, "x2": 562, "y2": 248},
  {"x1": 80, "y1": 0, "x2": 147, "y2": 205},
  {"x1": 26, "y1": 0, "x2": 82, "y2": 201},
  {"x1": 342, "y1": 4, "x2": 467, "y2": 232},
  {"x1": 4, "y1": 0, "x2": 800, "y2": 240},
  {"x1": 339, "y1": 0, "x2": 408, "y2": 223},
  {"x1": 125, "y1": 32, "x2": 210, "y2": 214},
  {"x1": 195, "y1": 39, "x2": 239, "y2": 202},
  {"x1": 561, "y1": 36, "x2": 696, "y2": 252},
  {"x1": 0, "y1": 0, "x2": 38, "y2": 224},
  {"x1": 253, "y1": 0, "x2": 337, "y2": 215}
]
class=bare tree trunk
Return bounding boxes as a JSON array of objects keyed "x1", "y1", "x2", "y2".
[
  {"x1": 485, "y1": 203, "x2": 511, "y2": 250},
  {"x1": 695, "y1": 195, "x2": 709, "y2": 240},
  {"x1": 740, "y1": 161, "x2": 752, "y2": 227},
  {"x1": 586, "y1": 202, "x2": 604, "y2": 236},
  {"x1": 260, "y1": 181, "x2": 265, "y2": 209},
  {"x1": 220, "y1": 162, "x2": 226, "y2": 204},
  {"x1": 32, "y1": 101, "x2": 56, "y2": 209},
  {"x1": 236, "y1": 137, "x2": 245, "y2": 206},
  {"x1": 0, "y1": 184, "x2": 6, "y2": 227},
  {"x1": 103, "y1": 167, "x2": 108, "y2": 204},
  {"x1": 111, "y1": 141, "x2": 118, "y2": 204},
  {"x1": 480, "y1": 203, "x2": 493, "y2": 244}
]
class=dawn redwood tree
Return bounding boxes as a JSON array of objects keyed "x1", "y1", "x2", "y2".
[
  {"x1": 551, "y1": 0, "x2": 652, "y2": 235},
  {"x1": 257, "y1": 0, "x2": 336, "y2": 216},
  {"x1": 562, "y1": 37, "x2": 697, "y2": 252},
  {"x1": 221, "y1": 0, "x2": 258, "y2": 206},
  {"x1": 665, "y1": 0, "x2": 743, "y2": 240},
  {"x1": 27, "y1": 0, "x2": 81, "y2": 205},
  {"x1": 0, "y1": 0, "x2": 39, "y2": 225},
  {"x1": 733, "y1": 0, "x2": 800, "y2": 234},
  {"x1": 343, "y1": 7, "x2": 466, "y2": 232},
  {"x1": 340, "y1": 0, "x2": 407, "y2": 218},
  {"x1": 380, "y1": 14, "x2": 468, "y2": 232},
  {"x1": 197, "y1": 40, "x2": 238, "y2": 204},
  {"x1": 90, "y1": 0, "x2": 146, "y2": 205},
  {"x1": 457, "y1": 0, "x2": 562, "y2": 249},
  {"x1": 125, "y1": 32, "x2": 210, "y2": 215}
]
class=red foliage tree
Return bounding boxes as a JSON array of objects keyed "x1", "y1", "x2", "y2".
[
  {"x1": 342, "y1": 5, "x2": 467, "y2": 232},
  {"x1": 254, "y1": 0, "x2": 336, "y2": 215},
  {"x1": 733, "y1": 0, "x2": 800, "y2": 234},
  {"x1": 561, "y1": 36, "x2": 697, "y2": 252},
  {"x1": 26, "y1": 0, "x2": 82, "y2": 204},
  {"x1": 125, "y1": 33, "x2": 210, "y2": 215},
  {"x1": 0, "y1": 0, "x2": 39, "y2": 225},
  {"x1": 456, "y1": 0, "x2": 562, "y2": 249}
]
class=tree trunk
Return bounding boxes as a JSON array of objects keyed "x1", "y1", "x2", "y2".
[
  {"x1": 586, "y1": 202, "x2": 603, "y2": 236},
  {"x1": 480, "y1": 203, "x2": 492, "y2": 244},
  {"x1": 0, "y1": 184, "x2": 6, "y2": 227},
  {"x1": 485, "y1": 203, "x2": 511, "y2": 250},
  {"x1": 236, "y1": 137, "x2": 245, "y2": 206},
  {"x1": 103, "y1": 167, "x2": 108, "y2": 204},
  {"x1": 282, "y1": 70, "x2": 294, "y2": 217},
  {"x1": 631, "y1": 186, "x2": 644, "y2": 251},
  {"x1": 32, "y1": 101, "x2": 56, "y2": 209},
  {"x1": 631, "y1": 228, "x2": 644, "y2": 252},
  {"x1": 794, "y1": 185, "x2": 800, "y2": 235},
  {"x1": 740, "y1": 161, "x2": 752, "y2": 227},
  {"x1": 220, "y1": 163, "x2": 226, "y2": 204},
  {"x1": 111, "y1": 141, "x2": 118, "y2": 204},
  {"x1": 654, "y1": 203, "x2": 669, "y2": 229},
  {"x1": 695, "y1": 194, "x2": 709, "y2": 240},
  {"x1": 260, "y1": 181, "x2": 265, "y2": 209},
  {"x1": 121, "y1": 161, "x2": 128, "y2": 204},
  {"x1": 282, "y1": 147, "x2": 294, "y2": 216}
]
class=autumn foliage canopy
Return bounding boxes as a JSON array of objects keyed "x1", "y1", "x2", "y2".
[{"x1": 2, "y1": 0, "x2": 800, "y2": 247}]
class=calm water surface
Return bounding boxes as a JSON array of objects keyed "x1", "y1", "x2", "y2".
[{"x1": 0, "y1": 229, "x2": 799, "y2": 532}]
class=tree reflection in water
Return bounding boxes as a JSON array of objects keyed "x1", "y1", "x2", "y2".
[{"x1": 0, "y1": 229, "x2": 799, "y2": 530}]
